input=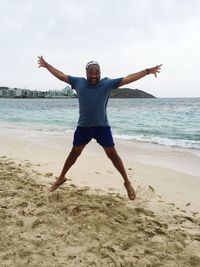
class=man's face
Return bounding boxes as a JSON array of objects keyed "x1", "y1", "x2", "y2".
[{"x1": 86, "y1": 64, "x2": 101, "y2": 85}]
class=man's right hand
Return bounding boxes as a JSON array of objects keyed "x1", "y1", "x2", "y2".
[
  {"x1": 37, "y1": 55, "x2": 69, "y2": 83},
  {"x1": 38, "y1": 56, "x2": 48, "y2": 68}
]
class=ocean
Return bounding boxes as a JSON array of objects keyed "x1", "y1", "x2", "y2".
[{"x1": 0, "y1": 98, "x2": 200, "y2": 155}]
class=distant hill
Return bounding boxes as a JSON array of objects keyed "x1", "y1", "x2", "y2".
[{"x1": 111, "y1": 88, "x2": 155, "y2": 98}]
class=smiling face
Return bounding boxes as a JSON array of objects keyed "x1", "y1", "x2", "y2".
[{"x1": 86, "y1": 64, "x2": 101, "y2": 85}]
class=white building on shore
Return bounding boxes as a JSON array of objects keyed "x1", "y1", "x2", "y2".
[{"x1": 0, "y1": 86, "x2": 75, "y2": 98}]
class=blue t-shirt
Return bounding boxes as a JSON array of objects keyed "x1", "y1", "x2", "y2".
[{"x1": 68, "y1": 76, "x2": 122, "y2": 127}]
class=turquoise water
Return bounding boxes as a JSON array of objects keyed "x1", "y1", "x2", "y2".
[{"x1": 0, "y1": 98, "x2": 200, "y2": 152}]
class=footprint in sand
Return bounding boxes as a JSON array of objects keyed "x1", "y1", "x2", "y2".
[
  {"x1": 190, "y1": 255, "x2": 200, "y2": 266},
  {"x1": 45, "y1": 172, "x2": 53, "y2": 177},
  {"x1": 16, "y1": 219, "x2": 24, "y2": 227},
  {"x1": 31, "y1": 218, "x2": 45, "y2": 229},
  {"x1": 149, "y1": 235, "x2": 167, "y2": 250},
  {"x1": 135, "y1": 207, "x2": 155, "y2": 217}
]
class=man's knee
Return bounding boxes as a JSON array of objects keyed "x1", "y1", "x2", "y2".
[
  {"x1": 104, "y1": 147, "x2": 119, "y2": 160},
  {"x1": 70, "y1": 146, "x2": 85, "y2": 159}
]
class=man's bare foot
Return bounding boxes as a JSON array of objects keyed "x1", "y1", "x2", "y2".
[
  {"x1": 49, "y1": 177, "x2": 67, "y2": 192},
  {"x1": 124, "y1": 181, "x2": 136, "y2": 200}
]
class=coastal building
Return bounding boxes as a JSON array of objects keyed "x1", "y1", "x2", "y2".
[
  {"x1": 0, "y1": 89, "x2": 3, "y2": 97},
  {"x1": 0, "y1": 86, "x2": 75, "y2": 98},
  {"x1": 16, "y1": 89, "x2": 23, "y2": 97},
  {"x1": 62, "y1": 86, "x2": 74, "y2": 97},
  {"x1": 0, "y1": 87, "x2": 9, "y2": 97}
]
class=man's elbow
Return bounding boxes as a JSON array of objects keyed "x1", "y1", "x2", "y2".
[
  {"x1": 60, "y1": 74, "x2": 69, "y2": 83},
  {"x1": 120, "y1": 77, "x2": 129, "y2": 86}
]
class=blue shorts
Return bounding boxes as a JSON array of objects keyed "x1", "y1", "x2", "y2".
[{"x1": 73, "y1": 126, "x2": 115, "y2": 147}]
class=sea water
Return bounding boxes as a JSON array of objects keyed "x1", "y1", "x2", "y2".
[{"x1": 0, "y1": 98, "x2": 200, "y2": 154}]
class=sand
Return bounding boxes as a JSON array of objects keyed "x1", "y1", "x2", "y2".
[{"x1": 0, "y1": 134, "x2": 200, "y2": 266}]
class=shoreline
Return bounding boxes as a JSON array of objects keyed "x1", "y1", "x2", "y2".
[
  {"x1": 1, "y1": 125, "x2": 199, "y2": 176},
  {"x1": 1, "y1": 120, "x2": 200, "y2": 158}
]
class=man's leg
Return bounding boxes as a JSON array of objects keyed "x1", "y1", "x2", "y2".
[
  {"x1": 103, "y1": 146, "x2": 136, "y2": 200},
  {"x1": 49, "y1": 145, "x2": 85, "y2": 192}
]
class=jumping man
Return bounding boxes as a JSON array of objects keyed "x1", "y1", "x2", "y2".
[{"x1": 38, "y1": 56, "x2": 162, "y2": 200}]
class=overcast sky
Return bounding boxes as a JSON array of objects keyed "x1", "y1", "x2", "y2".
[{"x1": 0, "y1": 0, "x2": 200, "y2": 97}]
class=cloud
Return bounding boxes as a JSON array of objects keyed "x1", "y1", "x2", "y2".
[{"x1": 0, "y1": 0, "x2": 200, "y2": 96}]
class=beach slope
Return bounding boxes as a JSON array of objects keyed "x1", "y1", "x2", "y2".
[{"x1": 1, "y1": 157, "x2": 200, "y2": 267}]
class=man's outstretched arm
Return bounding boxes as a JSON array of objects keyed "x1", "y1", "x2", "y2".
[
  {"x1": 38, "y1": 56, "x2": 69, "y2": 83},
  {"x1": 120, "y1": 64, "x2": 162, "y2": 86}
]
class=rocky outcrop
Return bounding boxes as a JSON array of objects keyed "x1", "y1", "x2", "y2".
[{"x1": 111, "y1": 88, "x2": 155, "y2": 98}]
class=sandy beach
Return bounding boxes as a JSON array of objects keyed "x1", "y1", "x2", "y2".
[{"x1": 1, "y1": 133, "x2": 200, "y2": 266}]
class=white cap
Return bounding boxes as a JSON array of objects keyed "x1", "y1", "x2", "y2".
[{"x1": 85, "y1": 61, "x2": 100, "y2": 70}]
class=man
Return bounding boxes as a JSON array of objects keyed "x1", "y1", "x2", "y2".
[{"x1": 38, "y1": 56, "x2": 162, "y2": 200}]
